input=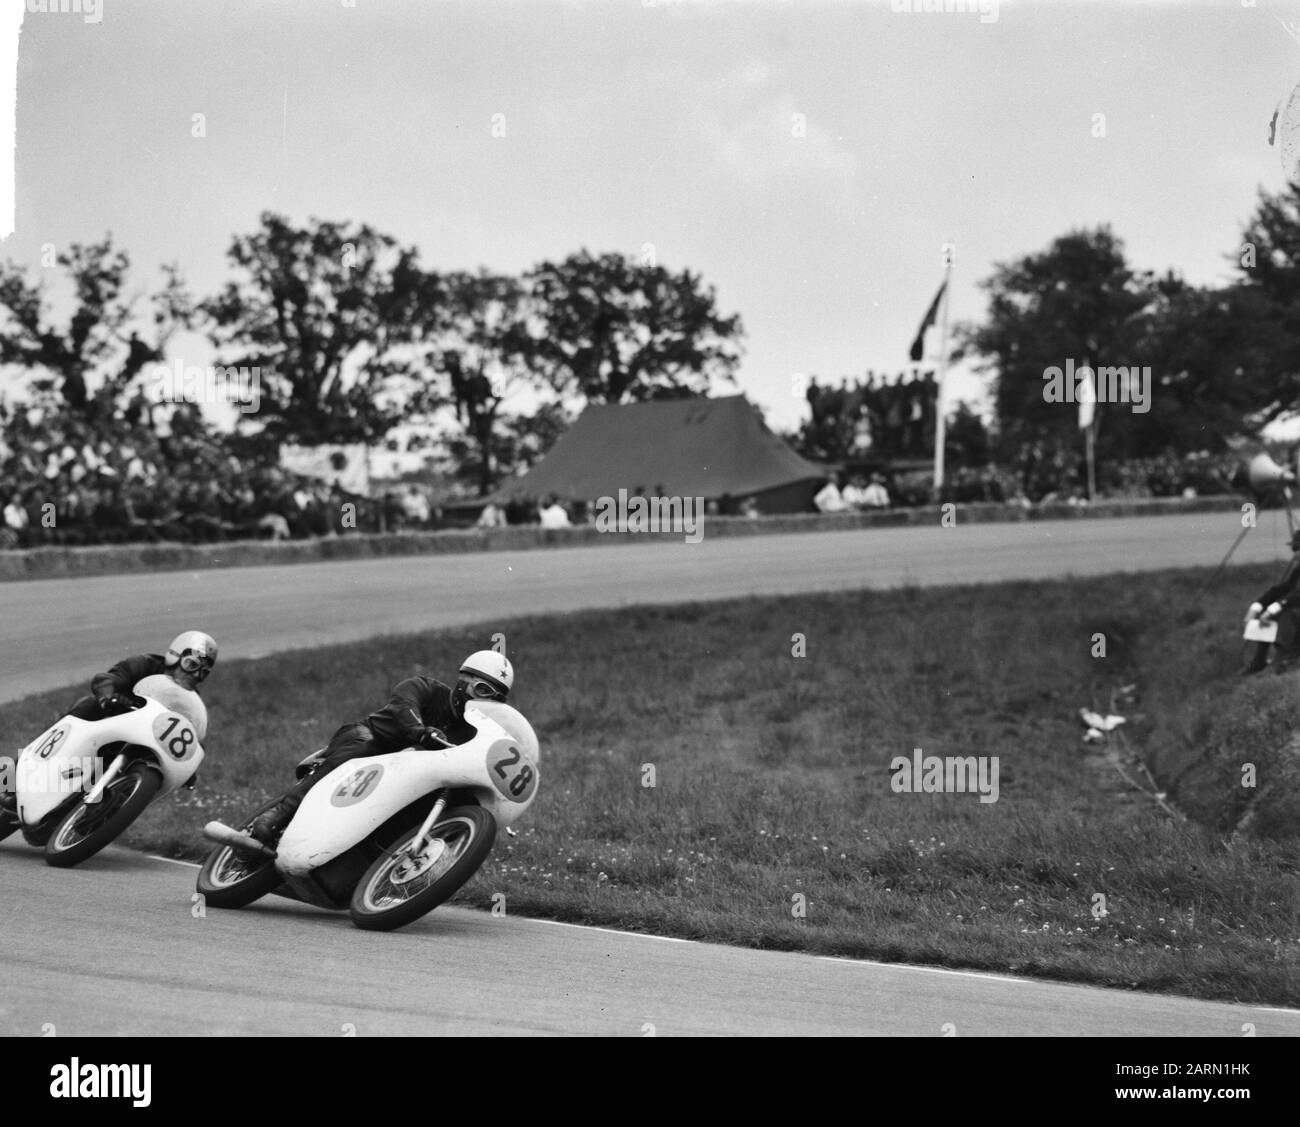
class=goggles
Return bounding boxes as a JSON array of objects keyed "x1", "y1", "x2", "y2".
[
  {"x1": 176, "y1": 652, "x2": 213, "y2": 680},
  {"x1": 459, "y1": 674, "x2": 506, "y2": 701}
]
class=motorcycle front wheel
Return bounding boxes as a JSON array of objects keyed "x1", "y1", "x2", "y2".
[
  {"x1": 349, "y1": 805, "x2": 496, "y2": 932},
  {"x1": 44, "y1": 762, "x2": 162, "y2": 867}
]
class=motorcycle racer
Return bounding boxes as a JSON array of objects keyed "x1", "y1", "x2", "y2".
[
  {"x1": 247, "y1": 650, "x2": 515, "y2": 847},
  {"x1": 0, "y1": 630, "x2": 217, "y2": 815},
  {"x1": 65, "y1": 630, "x2": 219, "y2": 720}
]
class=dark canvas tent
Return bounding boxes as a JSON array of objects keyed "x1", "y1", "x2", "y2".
[{"x1": 494, "y1": 395, "x2": 828, "y2": 513}]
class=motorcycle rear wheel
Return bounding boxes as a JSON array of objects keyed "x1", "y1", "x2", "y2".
[
  {"x1": 349, "y1": 805, "x2": 496, "y2": 932},
  {"x1": 195, "y1": 800, "x2": 284, "y2": 909},
  {"x1": 44, "y1": 762, "x2": 162, "y2": 868}
]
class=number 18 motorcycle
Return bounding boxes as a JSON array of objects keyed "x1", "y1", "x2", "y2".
[
  {"x1": 0, "y1": 674, "x2": 206, "y2": 867},
  {"x1": 196, "y1": 701, "x2": 541, "y2": 932}
]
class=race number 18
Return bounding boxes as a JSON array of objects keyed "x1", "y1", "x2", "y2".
[{"x1": 154, "y1": 715, "x2": 197, "y2": 760}]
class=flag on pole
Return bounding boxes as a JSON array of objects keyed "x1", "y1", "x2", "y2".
[
  {"x1": 909, "y1": 280, "x2": 947, "y2": 362},
  {"x1": 1077, "y1": 363, "x2": 1096, "y2": 430}
]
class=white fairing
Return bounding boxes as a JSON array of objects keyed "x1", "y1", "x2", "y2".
[
  {"x1": 133, "y1": 674, "x2": 209, "y2": 741},
  {"x1": 14, "y1": 695, "x2": 205, "y2": 826},
  {"x1": 466, "y1": 701, "x2": 540, "y2": 764},
  {"x1": 275, "y1": 702, "x2": 540, "y2": 878}
]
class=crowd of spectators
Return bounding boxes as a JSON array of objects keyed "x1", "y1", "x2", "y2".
[
  {"x1": 819, "y1": 447, "x2": 1243, "y2": 512},
  {"x1": 978, "y1": 445, "x2": 1241, "y2": 506},
  {"x1": 814, "y1": 473, "x2": 892, "y2": 513},
  {"x1": 804, "y1": 371, "x2": 938, "y2": 461},
  {"x1": 476, "y1": 495, "x2": 581, "y2": 528},
  {"x1": 0, "y1": 388, "x2": 1260, "y2": 552},
  {"x1": 0, "y1": 397, "x2": 452, "y2": 549}
]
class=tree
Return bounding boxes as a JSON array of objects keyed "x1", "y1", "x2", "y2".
[
  {"x1": 1122, "y1": 273, "x2": 1264, "y2": 452},
  {"x1": 964, "y1": 227, "x2": 1150, "y2": 461},
  {"x1": 202, "y1": 212, "x2": 434, "y2": 446},
  {"x1": 1230, "y1": 182, "x2": 1300, "y2": 429},
  {"x1": 0, "y1": 236, "x2": 191, "y2": 420},
  {"x1": 444, "y1": 401, "x2": 571, "y2": 493},
  {"x1": 423, "y1": 270, "x2": 550, "y2": 495},
  {"x1": 945, "y1": 401, "x2": 991, "y2": 466},
  {"x1": 525, "y1": 250, "x2": 743, "y2": 405}
]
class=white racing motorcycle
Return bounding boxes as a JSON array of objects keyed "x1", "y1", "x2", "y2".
[
  {"x1": 0, "y1": 674, "x2": 206, "y2": 867},
  {"x1": 197, "y1": 701, "x2": 540, "y2": 932}
]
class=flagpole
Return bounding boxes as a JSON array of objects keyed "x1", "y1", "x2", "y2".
[
  {"x1": 1085, "y1": 422, "x2": 1095, "y2": 502},
  {"x1": 932, "y1": 262, "x2": 953, "y2": 498},
  {"x1": 1079, "y1": 359, "x2": 1096, "y2": 502}
]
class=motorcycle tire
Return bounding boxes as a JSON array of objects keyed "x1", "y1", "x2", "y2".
[
  {"x1": 349, "y1": 805, "x2": 496, "y2": 932},
  {"x1": 44, "y1": 762, "x2": 163, "y2": 868},
  {"x1": 195, "y1": 800, "x2": 285, "y2": 909}
]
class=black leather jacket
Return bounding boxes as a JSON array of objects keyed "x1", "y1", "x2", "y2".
[
  {"x1": 1259, "y1": 555, "x2": 1300, "y2": 610},
  {"x1": 90, "y1": 654, "x2": 168, "y2": 702},
  {"x1": 364, "y1": 676, "x2": 476, "y2": 751}
]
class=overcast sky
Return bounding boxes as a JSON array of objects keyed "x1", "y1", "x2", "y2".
[{"x1": 4, "y1": 0, "x2": 1299, "y2": 433}]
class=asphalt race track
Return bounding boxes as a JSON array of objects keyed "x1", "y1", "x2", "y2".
[
  {"x1": 0, "y1": 511, "x2": 1292, "y2": 703},
  {"x1": 2, "y1": 512, "x2": 1298, "y2": 1036},
  {"x1": 1, "y1": 841, "x2": 1295, "y2": 1036}
]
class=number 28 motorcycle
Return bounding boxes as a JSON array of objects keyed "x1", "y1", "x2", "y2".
[
  {"x1": 0, "y1": 674, "x2": 206, "y2": 867},
  {"x1": 197, "y1": 701, "x2": 541, "y2": 932}
]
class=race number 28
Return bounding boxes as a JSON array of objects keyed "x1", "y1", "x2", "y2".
[
  {"x1": 330, "y1": 765, "x2": 385, "y2": 807},
  {"x1": 487, "y1": 742, "x2": 537, "y2": 802}
]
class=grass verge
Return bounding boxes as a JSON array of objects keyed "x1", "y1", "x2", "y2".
[{"x1": 3, "y1": 564, "x2": 1297, "y2": 1005}]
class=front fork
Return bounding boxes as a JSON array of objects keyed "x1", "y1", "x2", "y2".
[
  {"x1": 81, "y1": 753, "x2": 127, "y2": 806},
  {"x1": 407, "y1": 791, "x2": 448, "y2": 855},
  {"x1": 402, "y1": 792, "x2": 515, "y2": 855}
]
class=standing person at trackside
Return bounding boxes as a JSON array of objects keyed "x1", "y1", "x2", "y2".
[
  {"x1": 247, "y1": 650, "x2": 516, "y2": 847},
  {"x1": 0, "y1": 630, "x2": 219, "y2": 814},
  {"x1": 1244, "y1": 529, "x2": 1300, "y2": 671}
]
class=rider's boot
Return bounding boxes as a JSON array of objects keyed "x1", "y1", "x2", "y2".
[{"x1": 247, "y1": 790, "x2": 304, "y2": 847}]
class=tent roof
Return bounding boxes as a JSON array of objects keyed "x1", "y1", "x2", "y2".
[{"x1": 494, "y1": 395, "x2": 827, "y2": 502}]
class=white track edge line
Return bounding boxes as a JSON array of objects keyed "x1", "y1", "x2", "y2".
[
  {"x1": 142, "y1": 853, "x2": 686, "y2": 941},
  {"x1": 525, "y1": 918, "x2": 690, "y2": 942},
  {"x1": 816, "y1": 956, "x2": 1300, "y2": 1014},
  {"x1": 146, "y1": 854, "x2": 200, "y2": 869},
  {"x1": 137, "y1": 852, "x2": 1300, "y2": 1010}
]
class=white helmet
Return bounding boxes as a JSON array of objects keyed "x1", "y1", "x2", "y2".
[
  {"x1": 454, "y1": 650, "x2": 514, "y2": 712},
  {"x1": 165, "y1": 630, "x2": 218, "y2": 685}
]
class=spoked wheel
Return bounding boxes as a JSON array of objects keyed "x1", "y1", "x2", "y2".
[
  {"x1": 349, "y1": 805, "x2": 496, "y2": 932},
  {"x1": 0, "y1": 810, "x2": 18, "y2": 844},
  {"x1": 44, "y1": 762, "x2": 162, "y2": 868},
  {"x1": 196, "y1": 803, "x2": 283, "y2": 909}
]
